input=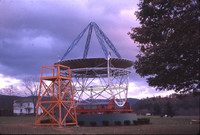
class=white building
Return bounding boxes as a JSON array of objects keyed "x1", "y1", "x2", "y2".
[{"x1": 13, "y1": 97, "x2": 43, "y2": 115}]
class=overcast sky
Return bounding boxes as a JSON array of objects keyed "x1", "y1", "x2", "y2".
[{"x1": 0, "y1": 0, "x2": 174, "y2": 99}]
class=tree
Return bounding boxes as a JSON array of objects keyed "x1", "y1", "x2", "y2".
[
  {"x1": 2, "y1": 85, "x2": 18, "y2": 96},
  {"x1": 1, "y1": 85, "x2": 19, "y2": 115},
  {"x1": 23, "y1": 76, "x2": 40, "y2": 115},
  {"x1": 129, "y1": 0, "x2": 199, "y2": 95},
  {"x1": 153, "y1": 103, "x2": 161, "y2": 115},
  {"x1": 164, "y1": 101, "x2": 175, "y2": 116}
]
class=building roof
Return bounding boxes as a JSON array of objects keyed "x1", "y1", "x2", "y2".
[{"x1": 14, "y1": 96, "x2": 35, "y2": 103}]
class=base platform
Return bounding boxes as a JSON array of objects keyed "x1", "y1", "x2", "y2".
[{"x1": 77, "y1": 113, "x2": 137, "y2": 126}]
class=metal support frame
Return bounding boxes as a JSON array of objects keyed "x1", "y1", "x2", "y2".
[
  {"x1": 83, "y1": 23, "x2": 93, "y2": 58},
  {"x1": 58, "y1": 22, "x2": 133, "y2": 114},
  {"x1": 61, "y1": 22, "x2": 122, "y2": 61},
  {"x1": 76, "y1": 98, "x2": 133, "y2": 115},
  {"x1": 35, "y1": 64, "x2": 77, "y2": 126},
  {"x1": 69, "y1": 66, "x2": 131, "y2": 107}
]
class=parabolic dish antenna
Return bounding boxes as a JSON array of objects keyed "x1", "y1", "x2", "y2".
[{"x1": 56, "y1": 22, "x2": 133, "y2": 107}]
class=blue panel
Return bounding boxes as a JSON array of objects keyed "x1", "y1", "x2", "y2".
[
  {"x1": 61, "y1": 23, "x2": 91, "y2": 61},
  {"x1": 77, "y1": 113, "x2": 137, "y2": 126},
  {"x1": 61, "y1": 22, "x2": 122, "y2": 60},
  {"x1": 93, "y1": 23, "x2": 108, "y2": 58},
  {"x1": 94, "y1": 23, "x2": 122, "y2": 58},
  {"x1": 83, "y1": 23, "x2": 93, "y2": 58}
]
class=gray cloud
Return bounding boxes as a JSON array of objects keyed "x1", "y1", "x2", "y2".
[
  {"x1": 87, "y1": 0, "x2": 138, "y2": 15},
  {"x1": 0, "y1": 0, "x2": 165, "y2": 98},
  {"x1": 0, "y1": 0, "x2": 175, "y2": 98},
  {"x1": 0, "y1": 0, "x2": 140, "y2": 76}
]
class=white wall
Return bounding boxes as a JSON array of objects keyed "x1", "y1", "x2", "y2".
[{"x1": 13, "y1": 101, "x2": 43, "y2": 115}]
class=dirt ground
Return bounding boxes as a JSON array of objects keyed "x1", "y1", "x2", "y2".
[{"x1": 0, "y1": 115, "x2": 199, "y2": 134}]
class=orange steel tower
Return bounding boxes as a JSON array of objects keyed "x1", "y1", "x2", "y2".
[{"x1": 35, "y1": 64, "x2": 77, "y2": 126}]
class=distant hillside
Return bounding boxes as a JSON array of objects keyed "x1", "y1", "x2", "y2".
[
  {"x1": 0, "y1": 95, "x2": 18, "y2": 109},
  {"x1": 127, "y1": 98, "x2": 139, "y2": 107},
  {"x1": 0, "y1": 94, "x2": 139, "y2": 116},
  {"x1": 132, "y1": 94, "x2": 200, "y2": 116},
  {"x1": 0, "y1": 95, "x2": 19, "y2": 116},
  {"x1": 78, "y1": 98, "x2": 139, "y2": 107}
]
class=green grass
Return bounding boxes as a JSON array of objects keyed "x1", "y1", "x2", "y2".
[{"x1": 0, "y1": 115, "x2": 199, "y2": 134}]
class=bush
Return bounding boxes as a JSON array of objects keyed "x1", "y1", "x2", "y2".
[
  {"x1": 124, "y1": 120, "x2": 131, "y2": 125},
  {"x1": 78, "y1": 121, "x2": 85, "y2": 126},
  {"x1": 40, "y1": 119, "x2": 51, "y2": 123},
  {"x1": 114, "y1": 121, "x2": 121, "y2": 125},
  {"x1": 102, "y1": 120, "x2": 109, "y2": 126},
  {"x1": 146, "y1": 118, "x2": 150, "y2": 124},
  {"x1": 133, "y1": 118, "x2": 150, "y2": 125},
  {"x1": 133, "y1": 120, "x2": 138, "y2": 125},
  {"x1": 138, "y1": 118, "x2": 150, "y2": 124},
  {"x1": 90, "y1": 121, "x2": 96, "y2": 126},
  {"x1": 138, "y1": 118, "x2": 145, "y2": 124},
  {"x1": 66, "y1": 120, "x2": 73, "y2": 123}
]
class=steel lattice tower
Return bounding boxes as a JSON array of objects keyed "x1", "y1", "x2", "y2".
[{"x1": 35, "y1": 64, "x2": 77, "y2": 126}]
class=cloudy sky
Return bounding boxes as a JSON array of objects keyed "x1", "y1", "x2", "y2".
[{"x1": 0, "y1": 0, "x2": 174, "y2": 99}]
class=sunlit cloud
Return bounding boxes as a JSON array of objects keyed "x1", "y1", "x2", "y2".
[
  {"x1": 0, "y1": 74, "x2": 21, "y2": 89},
  {"x1": 128, "y1": 82, "x2": 174, "y2": 99}
]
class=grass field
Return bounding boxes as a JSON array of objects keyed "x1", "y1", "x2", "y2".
[{"x1": 0, "y1": 115, "x2": 199, "y2": 134}]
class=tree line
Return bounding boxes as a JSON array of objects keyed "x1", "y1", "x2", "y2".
[{"x1": 132, "y1": 94, "x2": 199, "y2": 116}]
